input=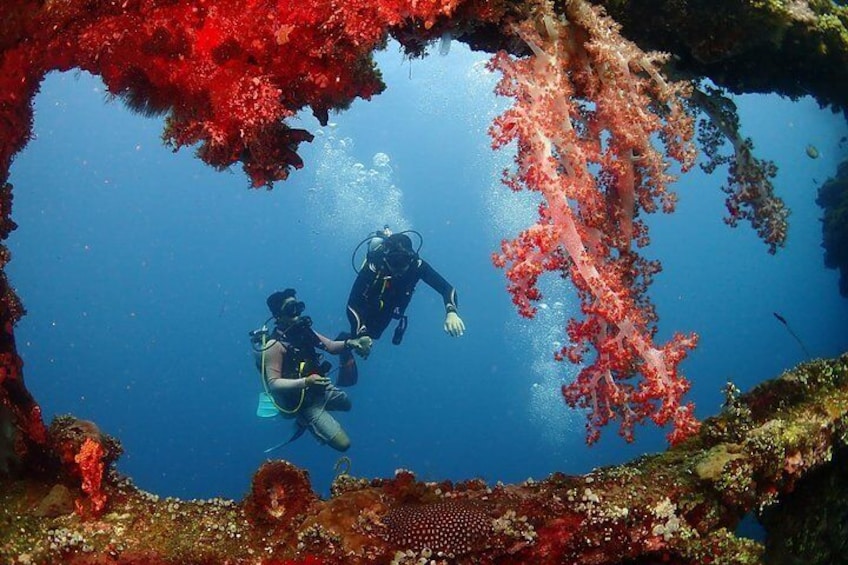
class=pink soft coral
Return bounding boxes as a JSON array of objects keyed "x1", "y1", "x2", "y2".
[{"x1": 489, "y1": 0, "x2": 699, "y2": 445}]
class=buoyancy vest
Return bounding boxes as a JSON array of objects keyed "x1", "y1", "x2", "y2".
[
  {"x1": 273, "y1": 319, "x2": 328, "y2": 379},
  {"x1": 363, "y1": 262, "x2": 419, "y2": 315},
  {"x1": 256, "y1": 320, "x2": 330, "y2": 416}
]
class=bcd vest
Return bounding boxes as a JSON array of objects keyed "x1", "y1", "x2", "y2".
[{"x1": 273, "y1": 322, "x2": 327, "y2": 379}]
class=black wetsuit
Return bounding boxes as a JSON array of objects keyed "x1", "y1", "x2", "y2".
[{"x1": 346, "y1": 258, "x2": 458, "y2": 340}]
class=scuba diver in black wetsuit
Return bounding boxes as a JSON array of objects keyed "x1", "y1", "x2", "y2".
[{"x1": 336, "y1": 227, "x2": 466, "y2": 386}]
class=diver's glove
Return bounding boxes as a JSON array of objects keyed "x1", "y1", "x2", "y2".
[
  {"x1": 444, "y1": 311, "x2": 465, "y2": 337},
  {"x1": 345, "y1": 336, "x2": 373, "y2": 359}
]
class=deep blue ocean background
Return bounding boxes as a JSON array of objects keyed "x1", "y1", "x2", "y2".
[{"x1": 7, "y1": 41, "x2": 848, "y2": 503}]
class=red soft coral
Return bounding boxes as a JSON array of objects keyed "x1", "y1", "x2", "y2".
[{"x1": 74, "y1": 438, "x2": 107, "y2": 517}]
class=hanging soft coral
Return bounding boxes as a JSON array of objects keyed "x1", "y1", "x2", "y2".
[{"x1": 489, "y1": 0, "x2": 699, "y2": 445}]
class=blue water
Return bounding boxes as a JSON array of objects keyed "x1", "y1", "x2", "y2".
[{"x1": 7, "y1": 42, "x2": 848, "y2": 501}]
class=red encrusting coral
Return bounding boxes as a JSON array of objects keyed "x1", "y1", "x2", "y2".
[
  {"x1": 0, "y1": 0, "x2": 508, "y2": 188},
  {"x1": 265, "y1": 557, "x2": 325, "y2": 565},
  {"x1": 0, "y1": 245, "x2": 42, "y2": 469},
  {"x1": 488, "y1": 0, "x2": 700, "y2": 445},
  {"x1": 26, "y1": 405, "x2": 47, "y2": 446}
]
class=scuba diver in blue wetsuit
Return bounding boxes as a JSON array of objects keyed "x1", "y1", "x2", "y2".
[{"x1": 336, "y1": 227, "x2": 465, "y2": 386}]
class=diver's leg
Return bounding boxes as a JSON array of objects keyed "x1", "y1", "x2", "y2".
[
  {"x1": 300, "y1": 400, "x2": 350, "y2": 452},
  {"x1": 323, "y1": 385, "x2": 352, "y2": 411},
  {"x1": 327, "y1": 428, "x2": 351, "y2": 452}
]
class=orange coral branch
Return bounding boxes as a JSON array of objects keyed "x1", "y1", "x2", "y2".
[{"x1": 74, "y1": 438, "x2": 107, "y2": 517}]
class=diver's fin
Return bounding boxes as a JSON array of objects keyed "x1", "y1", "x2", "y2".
[
  {"x1": 337, "y1": 350, "x2": 358, "y2": 387},
  {"x1": 335, "y1": 332, "x2": 358, "y2": 387},
  {"x1": 256, "y1": 392, "x2": 280, "y2": 418},
  {"x1": 264, "y1": 423, "x2": 307, "y2": 454}
]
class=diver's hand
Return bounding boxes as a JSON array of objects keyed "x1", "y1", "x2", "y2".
[
  {"x1": 345, "y1": 336, "x2": 373, "y2": 359},
  {"x1": 304, "y1": 374, "x2": 330, "y2": 388},
  {"x1": 444, "y1": 311, "x2": 465, "y2": 337}
]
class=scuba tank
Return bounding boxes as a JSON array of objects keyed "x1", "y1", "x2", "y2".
[
  {"x1": 370, "y1": 225, "x2": 392, "y2": 251},
  {"x1": 248, "y1": 322, "x2": 272, "y2": 347},
  {"x1": 248, "y1": 322, "x2": 283, "y2": 418},
  {"x1": 349, "y1": 225, "x2": 392, "y2": 272},
  {"x1": 367, "y1": 234, "x2": 388, "y2": 264},
  {"x1": 350, "y1": 225, "x2": 424, "y2": 273}
]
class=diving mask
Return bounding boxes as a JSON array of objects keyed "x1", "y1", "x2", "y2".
[
  {"x1": 281, "y1": 299, "x2": 306, "y2": 318},
  {"x1": 385, "y1": 250, "x2": 414, "y2": 274}
]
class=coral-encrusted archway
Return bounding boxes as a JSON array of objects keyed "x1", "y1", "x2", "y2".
[
  {"x1": 0, "y1": 0, "x2": 843, "y2": 454},
  {"x1": 2, "y1": 0, "x2": 708, "y2": 451},
  {"x1": 2, "y1": 1, "x2": 848, "y2": 563},
  {"x1": 0, "y1": 0, "x2": 514, "y2": 467}
]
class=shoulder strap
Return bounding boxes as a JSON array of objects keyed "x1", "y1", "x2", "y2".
[{"x1": 258, "y1": 336, "x2": 305, "y2": 415}]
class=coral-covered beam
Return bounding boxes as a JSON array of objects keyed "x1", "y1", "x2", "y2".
[
  {"x1": 1, "y1": 353, "x2": 846, "y2": 564},
  {"x1": 0, "y1": 180, "x2": 44, "y2": 475},
  {"x1": 592, "y1": 0, "x2": 848, "y2": 115}
]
